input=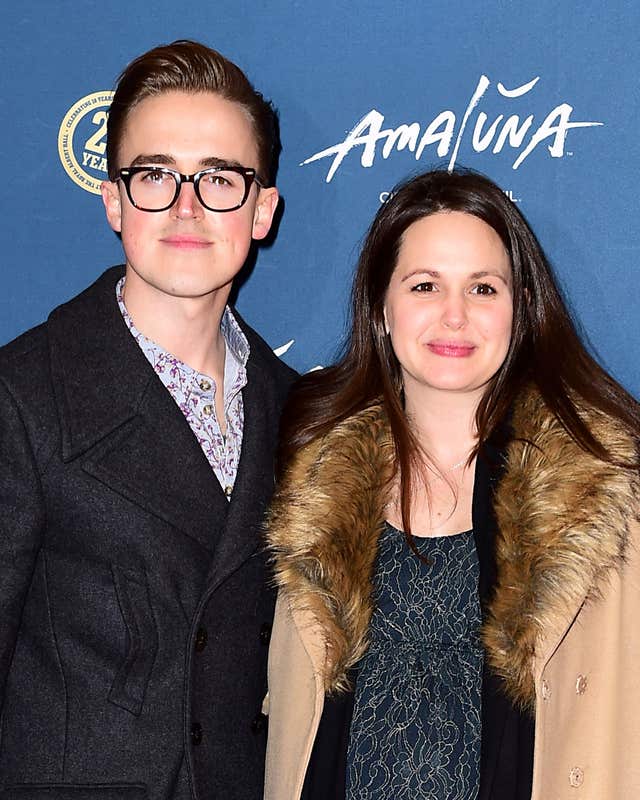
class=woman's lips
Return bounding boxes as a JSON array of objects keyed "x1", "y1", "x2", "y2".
[
  {"x1": 160, "y1": 235, "x2": 212, "y2": 249},
  {"x1": 426, "y1": 341, "x2": 476, "y2": 357}
]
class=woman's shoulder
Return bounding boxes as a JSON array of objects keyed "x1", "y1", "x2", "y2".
[
  {"x1": 284, "y1": 401, "x2": 391, "y2": 477},
  {"x1": 511, "y1": 385, "x2": 638, "y2": 463}
]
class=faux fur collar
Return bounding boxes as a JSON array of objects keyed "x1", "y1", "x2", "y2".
[
  {"x1": 267, "y1": 391, "x2": 639, "y2": 706},
  {"x1": 484, "y1": 390, "x2": 639, "y2": 707},
  {"x1": 267, "y1": 404, "x2": 395, "y2": 692}
]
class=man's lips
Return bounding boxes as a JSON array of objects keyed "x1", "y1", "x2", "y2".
[
  {"x1": 426, "y1": 341, "x2": 476, "y2": 357},
  {"x1": 160, "y1": 235, "x2": 212, "y2": 249}
]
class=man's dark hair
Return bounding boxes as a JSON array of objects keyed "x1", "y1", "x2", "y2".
[{"x1": 106, "y1": 39, "x2": 279, "y2": 185}]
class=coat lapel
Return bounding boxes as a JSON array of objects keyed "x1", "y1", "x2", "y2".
[
  {"x1": 205, "y1": 360, "x2": 280, "y2": 587},
  {"x1": 472, "y1": 440, "x2": 505, "y2": 607},
  {"x1": 47, "y1": 267, "x2": 227, "y2": 554},
  {"x1": 483, "y1": 389, "x2": 638, "y2": 709},
  {"x1": 81, "y1": 381, "x2": 228, "y2": 553},
  {"x1": 472, "y1": 438, "x2": 512, "y2": 800},
  {"x1": 268, "y1": 404, "x2": 395, "y2": 693}
]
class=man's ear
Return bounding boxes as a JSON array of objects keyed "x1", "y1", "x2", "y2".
[
  {"x1": 101, "y1": 180, "x2": 122, "y2": 233},
  {"x1": 252, "y1": 186, "x2": 279, "y2": 241}
]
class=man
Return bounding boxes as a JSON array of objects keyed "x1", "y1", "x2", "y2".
[{"x1": 0, "y1": 41, "x2": 295, "y2": 800}]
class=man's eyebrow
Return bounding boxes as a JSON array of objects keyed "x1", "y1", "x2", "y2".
[
  {"x1": 199, "y1": 156, "x2": 246, "y2": 169},
  {"x1": 127, "y1": 155, "x2": 247, "y2": 170},
  {"x1": 129, "y1": 154, "x2": 176, "y2": 167}
]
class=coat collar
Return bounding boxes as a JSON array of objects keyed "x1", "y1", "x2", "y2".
[
  {"x1": 47, "y1": 266, "x2": 280, "y2": 461},
  {"x1": 47, "y1": 266, "x2": 150, "y2": 462},
  {"x1": 484, "y1": 389, "x2": 639, "y2": 707},
  {"x1": 267, "y1": 391, "x2": 639, "y2": 705},
  {"x1": 268, "y1": 404, "x2": 395, "y2": 692},
  {"x1": 46, "y1": 266, "x2": 287, "y2": 564}
]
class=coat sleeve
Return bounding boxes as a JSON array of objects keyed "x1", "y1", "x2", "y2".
[{"x1": 0, "y1": 377, "x2": 46, "y2": 709}]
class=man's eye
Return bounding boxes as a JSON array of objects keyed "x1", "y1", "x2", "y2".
[
  {"x1": 141, "y1": 169, "x2": 170, "y2": 184},
  {"x1": 203, "y1": 172, "x2": 233, "y2": 187}
]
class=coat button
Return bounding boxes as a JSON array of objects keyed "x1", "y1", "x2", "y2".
[
  {"x1": 259, "y1": 623, "x2": 272, "y2": 645},
  {"x1": 194, "y1": 627, "x2": 208, "y2": 652},
  {"x1": 541, "y1": 679, "x2": 551, "y2": 700},
  {"x1": 568, "y1": 766, "x2": 584, "y2": 787},
  {"x1": 251, "y1": 712, "x2": 268, "y2": 734},
  {"x1": 575, "y1": 674, "x2": 588, "y2": 695},
  {"x1": 191, "y1": 722, "x2": 203, "y2": 746}
]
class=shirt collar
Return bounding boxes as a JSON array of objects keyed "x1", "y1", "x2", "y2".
[
  {"x1": 116, "y1": 276, "x2": 251, "y2": 360},
  {"x1": 220, "y1": 305, "x2": 250, "y2": 369},
  {"x1": 115, "y1": 276, "x2": 250, "y2": 383}
]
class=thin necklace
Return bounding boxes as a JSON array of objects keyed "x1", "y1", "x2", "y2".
[
  {"x1": 445, "y1": 455, "x2": 471, "y2": 473},
  {"x1": 426, "y1": 454, "x2": 471, "y2": 479}
]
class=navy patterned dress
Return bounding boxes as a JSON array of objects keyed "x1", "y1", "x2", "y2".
[{"x1": 345, "y1": 523, "x2": 483, "y2": 800}]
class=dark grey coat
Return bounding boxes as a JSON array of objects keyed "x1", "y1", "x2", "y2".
[{"x1": 0, "y1": 267, "x2": 296, "y2": 800}]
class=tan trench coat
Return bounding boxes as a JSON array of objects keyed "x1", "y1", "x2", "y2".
[
  {"x1": 264, "y1": 392, "x2": 640, "y2": 800},
  {"x1": 529, "y1": 529, "x2": 640, "y2": 798}
]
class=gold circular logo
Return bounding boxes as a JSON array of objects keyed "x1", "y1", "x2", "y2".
[{"x1": 58, "y1": 91, "x2": 114, "y2": 195}]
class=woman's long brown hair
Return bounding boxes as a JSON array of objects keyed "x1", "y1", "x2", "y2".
[{"x1": 278, "y1": 169, "x2": 640, "y2": 536}]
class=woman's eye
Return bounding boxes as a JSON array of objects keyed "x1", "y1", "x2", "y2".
[
  {"x1": 412, "y1": 282, "x2": 436, "y2": 293},
  {"x1": 471, "y1": 283, "x2": 496, "y2": 296}
]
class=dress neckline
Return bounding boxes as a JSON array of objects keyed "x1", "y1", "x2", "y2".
[{"x1": 384, "y1": 520, "x2": 473, "y2": 541}]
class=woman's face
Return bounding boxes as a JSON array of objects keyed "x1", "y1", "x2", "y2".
[{"x1": 383, "y1": 210, "x2": 513, "y2": 404}]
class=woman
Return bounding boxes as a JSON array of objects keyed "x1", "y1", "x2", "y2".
[{"x1": 264, "y1": 169, "x2": 640, "y2": 800}]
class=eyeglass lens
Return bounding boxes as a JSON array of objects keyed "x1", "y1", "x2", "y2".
[{"x1": 129, "y1": 168, "x2": 249, "y2": 211}]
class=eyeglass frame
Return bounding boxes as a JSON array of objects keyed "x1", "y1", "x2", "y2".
[{"x1": 117, "y1": 165, "x2": 265, "y2": 213}]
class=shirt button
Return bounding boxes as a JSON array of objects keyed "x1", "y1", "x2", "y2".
[
  {"x1": 191, "y1": 722, "x2": 203, "y2": 746},
  {"x1": 259, "y1": 623, "x2": 272, "y2": 645},
  {"x1": 575, "y1": 674, "x2": 588, "y2": 694},
  {"x1": 569, "y1": 766, "x2": 584, "y2": 787},
  {"x1": 203, "y1": 404, "x2": 213, "y2": 416},
  {"x1": 194, "y1": 627, "x2": 208, "y2": 652},
  {"x1": 199, "y1": 379, "x2": 211, "y2": 391},
  {"x1": 541, "y1": 679, "x2": 551, "y2": 700}
]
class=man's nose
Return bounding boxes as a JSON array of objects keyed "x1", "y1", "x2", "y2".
[{"x1": 171, "y1": 180, "x2": 204, "y2": 219}]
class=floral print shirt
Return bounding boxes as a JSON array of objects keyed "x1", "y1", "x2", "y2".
[{"x1": 116, "y1": 277, "x2": 248, "y2": 500}]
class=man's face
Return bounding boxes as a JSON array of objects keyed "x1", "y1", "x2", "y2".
[{"x1": 101, "y1": 90, "x2": 278, "y2": 303}]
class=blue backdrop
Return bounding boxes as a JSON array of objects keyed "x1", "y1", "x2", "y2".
[{"x1": 2, "y1": 0, "x2": 638, "y2": 396}]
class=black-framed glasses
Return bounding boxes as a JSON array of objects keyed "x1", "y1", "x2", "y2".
[{"x1": 117, "y1": 165, "x2": 265, "y2": 212}]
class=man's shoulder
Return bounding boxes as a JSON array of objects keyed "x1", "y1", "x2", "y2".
[
  {"x1": 0, "y1": 266, "x2": 124, "y2": 389},
  {"x1": 46, "y1": 266, "x2": 124, "y2": 329},
  {"x1": 0, "y1": 319, "x2": 56, "y2": 442},
  {"x1": 0, "y1": 322, "x2": 49, "y2": 383}
]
